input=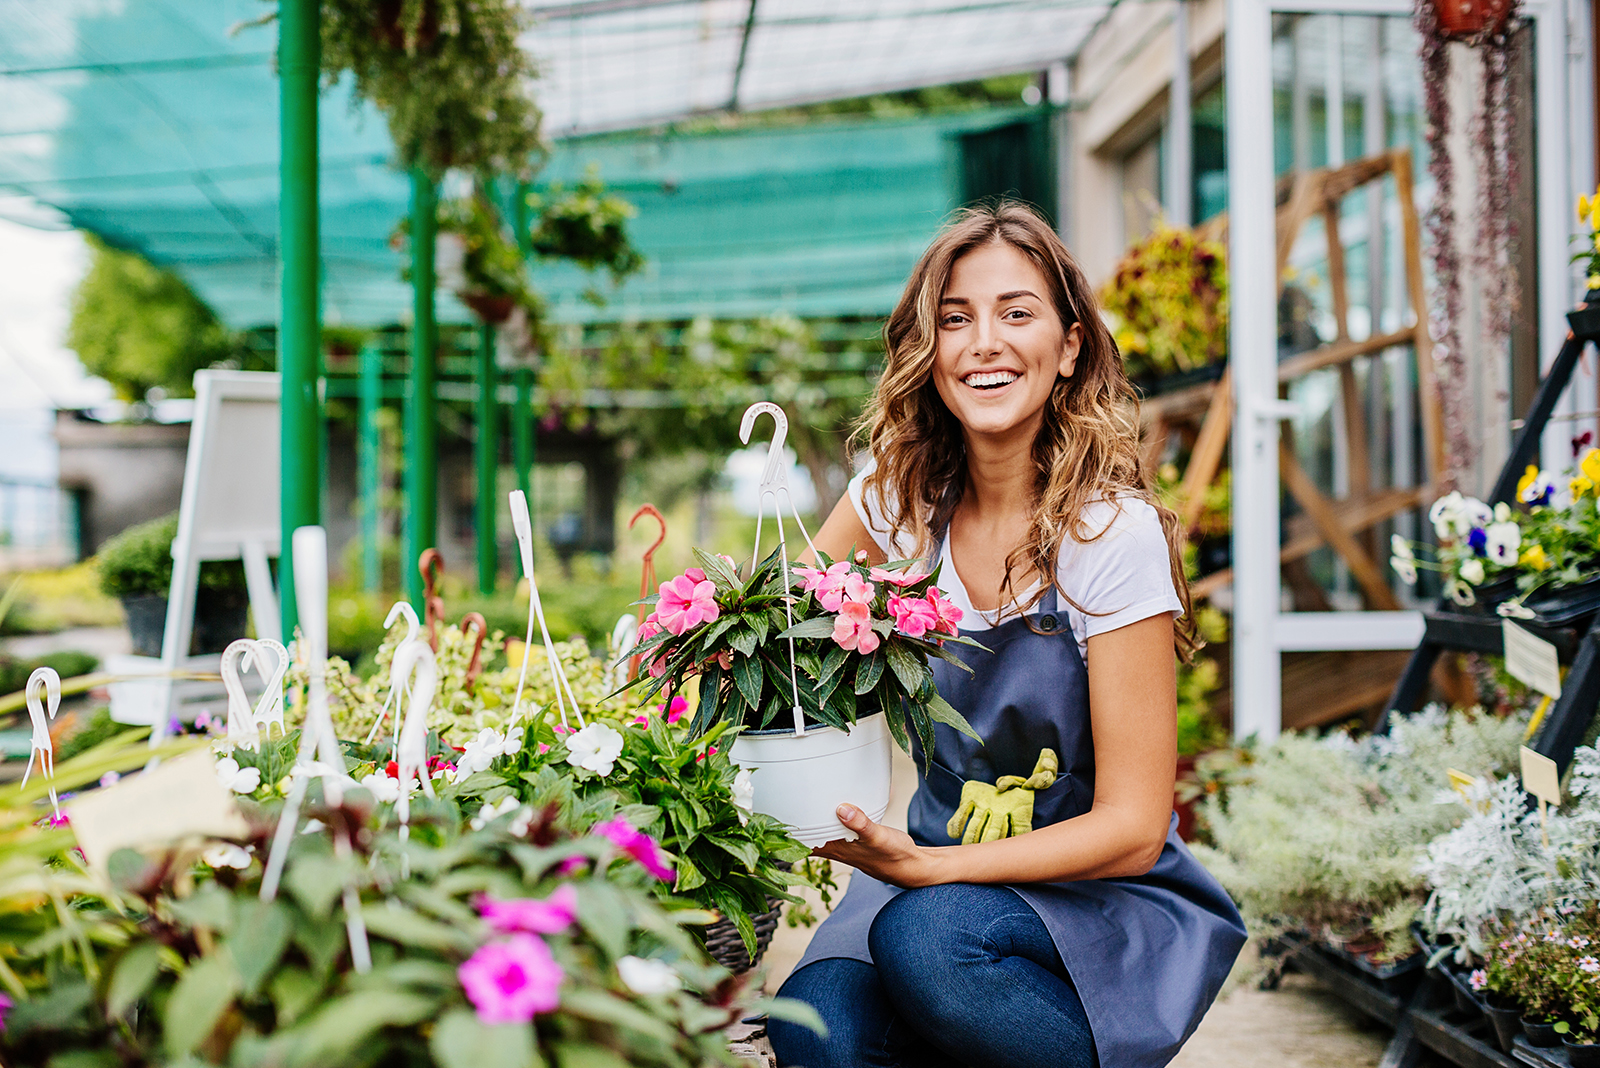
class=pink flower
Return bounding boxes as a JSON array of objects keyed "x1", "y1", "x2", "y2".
[
  {"x1": 870, "y1": 567, "x2": 928, "y2": 588},
  {"x1": 536, "y1": 743, "x2": 551, "y2": 755},
  {"x1": 805, "y1": 562, "x2": 876, "y2": 612},
  {"x1": 888, "y1": 594, "x2": 939, "y2": 639},
  {"x1": 695, "y1": 745, "x2": 718, "y2": 763},
  {"x1": 684, "y1": 567, "x2": 706, "y2": 583},
  {"x1": 796, "y1": 562, "x2": 847, "y2": 595},
  {"x1": 657, "y1": 574, "x2": 720, "y2": 635},
  {"x1": 556, "y1": 856, "x2": 588, "y2": 876},
  {"x1": 637, "y1": 616, "x2": 663, "y2": 644},
  {"x1": 459, "y1": 934, "x2": 564, "y2": 1024},
  {"x1": 925, "y1": 587, "x2": 963, "y2": 635},
  {"x1": 0, "y1": 992, "x2": 9, "y2": 1032},
  {"x1": 476, "y1": 885, "x2": 579, "y2": 935},
  {"x1": 832, "y1": 601, "x2": 880, "y2": 654},
  {"x1": 592, "y1": 818, "x2": 674, "y2": 881},
  {"x1": 662, "y1": 695, "x2": 688, "y2": 723}
]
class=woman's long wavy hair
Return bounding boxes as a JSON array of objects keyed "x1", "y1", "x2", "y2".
[{"x1": 858, "y1": 201, "x2": 1197, "y2": 659}]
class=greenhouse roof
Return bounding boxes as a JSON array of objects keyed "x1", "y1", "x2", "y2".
[{"x1": 0, "y1": 0, "x2": 1100, "y2": 328}]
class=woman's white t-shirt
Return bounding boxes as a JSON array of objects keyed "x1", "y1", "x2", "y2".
[{"x1": 845, "y1": 461, "x2": 1182, "y2": 664}]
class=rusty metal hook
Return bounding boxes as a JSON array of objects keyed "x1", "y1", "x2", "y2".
[
  {"x1": 418, "y1": 549, "x2": 446, "y2": 651},
  {"x1": 627, "y1": 504, "x2": 668, "y2": 681},
  {"x1": 459, "y1": 612, "x2": 488, "y2": 692}
]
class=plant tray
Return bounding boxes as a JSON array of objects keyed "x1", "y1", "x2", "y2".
[
  {"x1": 1511, "y1": 1035, "x2": 1575, "y2": 1067},
  {"x1": 1523, "y1": 577, "x2": 1600, "y2": 628}
]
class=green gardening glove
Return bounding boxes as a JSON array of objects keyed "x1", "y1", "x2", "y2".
[{"x1": 946, "y1": 749, "x2": 1060, "y2": 844}]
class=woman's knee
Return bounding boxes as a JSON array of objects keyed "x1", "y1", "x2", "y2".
[
  {"x1": 769, "y1": 958, "x2": 896, "y2": 1068},
  {"x1": 868, "y1": 884, "x2": 1017, "y2": 972}
]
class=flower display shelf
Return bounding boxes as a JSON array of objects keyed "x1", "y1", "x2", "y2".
[
  {"x1": 1383, "y1": 292, "x2": 1600, "y2": 778},
  {"x1": 1283, "y1": 934, "x2": 1520, "y2": 1068}
]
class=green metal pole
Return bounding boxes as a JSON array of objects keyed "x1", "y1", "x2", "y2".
[
  {"x1": 475, "y1": 321, "x2": 497, "y2": 594},
  {"x1": 404, "y1": 170, "x2": 438, "y2": 612},
  {"x1": 359, "y1": 340, "x2": 382, "y2": 591},
  {"x1": 513, "y1": 366, "x2": 534, "y2": 564},
  {"x1": 278, "y1": 0, "x2": 320, "y2": 642}
]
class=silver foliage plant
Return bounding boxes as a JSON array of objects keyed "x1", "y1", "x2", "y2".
[
  {"x1": 1194, "y1": 706, "x2": 1527, "y2": 960},
  {"x1": 1421, "y1": 744, "x2": 1600, "y2": 961}
]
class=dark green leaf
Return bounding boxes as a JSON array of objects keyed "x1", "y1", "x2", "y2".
[
  {"x1": 430, "y1": 1008, "x2": 542, "y2": 1068},
  {"x1": 106, "y1": 940, "x2": 161, "y2": 1019},
  {"x1": 163, "y1": 952, "x2": 240, "y2": 1058},
  {"x1": 290, "y1": 989, "x2": 437, "y2": 1065},
  {"x1": 551, "y1": 1043, "x2": 631, "y2": 1068},
  {"x1": 854, "y1": 651, "x2": 886, "y2": 695},
  {"x1": 362, "y1": 902, "x2": 479, "y2": 953},
  {"x1": 576, "y1": 881, "x2": 630, "y2": 960},
  {"x1": 732, "y1": 654, "x2": 764, "y2": 710},
  {"x1": 560, "y1": 989, "x2": 681, "y2": 1045},
  {"x1": 707, "y1": 833, "x2": 760, "y2": 871},
  {"x1": 269, "y1": 966, "x2": 323, "y2": 1026},
  {"x1": 674, "y1": 853, "x2": 707, "y2": 891},
  {"x1": 227, "y1": 898, "x2": 293, "y2": 997},
  {"x1": 818, "y1": 643, "x2": 848, "y2": 688},
  {"x1": 729, "y1": 626, "x2": 758, "y2": 658},
  {"x1": 292, "y1": 918, "x2": 345, "y2": 979},
  {"x1": 693, "y1": 547, "x2": 741, "y2": 588},
  {"x1": 776, "y1": 617, "x2": 836, "y2": 640},
  {"x1": 884, "y1": 643, "x2": 929, "y2": 695},
  {"x1": 286, "y1": 853, "x2": 346, "y2": 920},
  {"x1": 925, "y1": 691, "x2": 982, "y2": 741}
]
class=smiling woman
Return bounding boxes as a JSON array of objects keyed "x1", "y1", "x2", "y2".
[{"x1": 766, "y1": 203, "x2": 1246, "y2": 1068}]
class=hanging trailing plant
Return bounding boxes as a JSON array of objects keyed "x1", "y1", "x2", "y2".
[
  {"x1": 1414, "y1": 0, "x2": 1523, "y2": 490},
  {"x1": 254, "y1": 0, "x2": 543, "y2": 178}
]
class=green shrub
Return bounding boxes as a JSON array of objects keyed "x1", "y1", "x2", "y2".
[{"x1": 94, "y1": 513, "x2": 246, "y2": 598}]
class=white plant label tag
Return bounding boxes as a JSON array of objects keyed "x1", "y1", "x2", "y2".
[
  {"x1": 1504, "y1": 620, "x2": 1563, "y2": 698},
  {"x1": 1520, "y1": 745, "x2": 1562, "y2": 808},
  {"x1": 67, "y1": 748, "x2": 249, "y2": 872}
]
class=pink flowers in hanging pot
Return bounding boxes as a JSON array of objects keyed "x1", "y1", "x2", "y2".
[
  {"x1": 832, "y1": 601, "x2": 880, "y2": 653},
  {"x1": 657, "y1": 568, "x2": 720, "y2": 635}
]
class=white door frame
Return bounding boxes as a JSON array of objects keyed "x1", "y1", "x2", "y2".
[{"x1": 1225, "y1": 0, "x2": 1592, "y2": 742}]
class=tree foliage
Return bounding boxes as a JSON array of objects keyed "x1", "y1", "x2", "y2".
[{"x1": 66, "y1": 236, "x2": 240, "y2": 401}]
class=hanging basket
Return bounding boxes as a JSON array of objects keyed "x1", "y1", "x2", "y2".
[
  {"x1": 459, "y1": 291, "x2": 517, "y2": 324},
  {"x1": 700, "y1": 898, "x2": 785, "y2": 974},
  {"x1": 1428, "y1": 0, "x2": 1513, "y2": 39}
]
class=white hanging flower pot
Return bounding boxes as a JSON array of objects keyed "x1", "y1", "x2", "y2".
[{"x1": 730, "y1": 711, "x2": 893, "y2": 847}]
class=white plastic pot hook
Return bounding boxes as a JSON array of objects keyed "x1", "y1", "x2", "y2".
[
  {"x1": 249, "y1": 638, "x2": 290, "y2": 739},
  {"x1": 365, "y1": 601, "x2": 421, "y2": 746},
  {"x1": 508, "y1": 490, "x2": 585, "y2": 732},
  {"x1": 389, "y1": 637, "x2": 438, "y2": 870},
  {"x1": 220, "y1": 640, "x2": 262, "y2": 750},
  {"x1": 23, "y1": 666, "x2": 61, "y2": 820},
  {"x1": 739, "y1": 402, "x2": 816, "y2": 738}
]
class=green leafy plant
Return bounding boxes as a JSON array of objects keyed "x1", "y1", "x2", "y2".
[
  {"x1": 94, "y1": 513, "x2": 246, "y2": 598},
  {"x1": 1099, "y1": 222, "x2": 1229, "y2": 382},
  {"x1": 526, "y1": 169, "x2": 645, "y2": 285},
  {"x1": 626, "y1": 548, "x2": 982, "y2": 762}
]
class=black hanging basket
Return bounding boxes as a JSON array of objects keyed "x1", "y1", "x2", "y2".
[{"x1": 701, "y1": 898, "x2": 784, "y2": 974}]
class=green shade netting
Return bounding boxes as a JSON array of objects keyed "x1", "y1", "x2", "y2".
[{"x1": 0, "y1": 0, "x2": 1082, "y2": 330}]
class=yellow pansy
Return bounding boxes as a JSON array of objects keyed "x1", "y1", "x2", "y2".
[
  {"x1": 1518, "y1": 464, "x2": 1541, "y2": 501},
  {"x1": 1583, "y1": 449, "x2": 1600, "y2": 484},
  {"x1": 1521, "y1": 544, "x2": 1551, "y2": 571},
  {"x1": 1573, "y1": 476, "x2": 1594, "y2": 499},
  {"x1": 1584, "y1": 194, "x2": 1593, "y2": 222}
]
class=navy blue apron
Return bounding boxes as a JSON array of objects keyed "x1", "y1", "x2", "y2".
[{"x1": 794, "y1": 535, "x2": 1246, "y2": 1068}]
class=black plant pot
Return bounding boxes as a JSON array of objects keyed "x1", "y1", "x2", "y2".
[
  {"x1": 1449, "y1": 975, "x2": 1480, "y2": 1018},
  {"x1": 1523, "y1": 1017, "x2": 1564, "y2": 1048},
  {"x1": 1568, "y1": 1038, "x2": 1600, "y2": 1068},
  {"x1": 1484, "y1": 1001, "x2": 1521, "y2": 1053},
  {"x1": 120, "y1": 587, "x2": 251, "y2": 658}
]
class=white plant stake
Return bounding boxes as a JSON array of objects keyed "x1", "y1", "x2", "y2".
[
  {"x1": 740, "y1": 402, "x2": 818, "y2": 737},
  {"x1": 364, "y1": 601, "x2": 421, "y2": 746},
  {"x1": 390, "y1": 637, "x2": 438, "y2": 861},
  {"x1": 508, "y1": 490, "x2": 585, "y2": 730},
  {"x1": 259, "y1": 527, "x2": 371, "y2": 974},
  {"x1": 250, "y1": 638, "x2": 290, "y2": 738},
  {"x1": 22, "y1": 666, "x2": 61, "y2": 820},
  {"x1": 220, "y1": 639, "x2": 262, "y2": 750}
]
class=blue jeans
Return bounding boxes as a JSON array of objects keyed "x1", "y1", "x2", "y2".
[{"x1": 768, "y1": 884, "x2": 1099, "y2": 1068}]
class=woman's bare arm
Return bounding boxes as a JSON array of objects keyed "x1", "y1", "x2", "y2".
[
  {"x1": 817, "y1": 612, "x2": 1178, "y2": 883},
  {"x1": 799, "y1": 494, "x2": 889, "y2": 567}
]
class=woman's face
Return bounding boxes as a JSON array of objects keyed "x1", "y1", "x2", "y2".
[{"x1": 932, "y1": 240, "x2": 1082, "y2": 444}]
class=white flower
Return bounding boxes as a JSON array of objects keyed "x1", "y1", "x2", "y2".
[
  {"x1": 1448, "y1": 580, "x2": 1476, "y2": 606},
  {"x1": 1498, "y1": 600, "x2": 1536, "y2": 619},
  {"x1": 457, "y1": 727, "x2": 516, "y2": 777},
  {"x1": 617, "y1": 955, "x2": 682, "y2": 995},
  {"x1": 1521, "y1": 471, "x2": 1558, "y2": 505},
  {"x1": 566, "y1": 722, "x2": 625, "y2": 777},
  {"x1": 1390, "y1": 534, "x2": 1415, "y2": 562},
  {"x1": 215, "y1": 756, "x2": 262, "y2": 795},
  {"x1": 1430, "y1": 491, "x2": 1493, "y2": 540},
  {"x1": 471, "y1": 796, "x2": 522, "y2": 830},
  {"x1": 359, "y1": 772, "x2": 400, "y2": 804},
  {"x1": 1460, "y1": 558, "x2": 1486, "y2": 586},
  {"x1": 202, "y1": 843, "x2": 251, "y2": 869},
  {"x1": 1485, "y1": 521, "x2": 1521, "y2": 565},
  {"x1": 732, "y1": 768, "x2": 755, "y2": 826},
  {"x1": 1494, "y1": 502, "x2": 1512, "y2": 523}
]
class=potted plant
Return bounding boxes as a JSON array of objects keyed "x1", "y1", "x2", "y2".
[
  {"x1": 1570, "y1": 189, "x2": 1600, "y2": 336},
  {"x1": 95, "y1": 513, "x2": 250, "y2": 656},
  {"x1": 623, "y1": 547, "x2": 982, "y2": 846},
  {"x1": 1098, "y1": 221, "x2": 1228, "y2": 394}
]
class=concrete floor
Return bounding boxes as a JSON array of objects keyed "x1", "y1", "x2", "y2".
[{"x1": 762, "y1": 747, "x2": 1390, "y2": 1067}]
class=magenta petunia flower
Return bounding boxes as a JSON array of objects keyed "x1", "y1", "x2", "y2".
[
  {"x1": 556, "y1": 856, "x2": 589, "y2": 876},
  {"x1": 657, "y1": 573, "x2": 720, "y2": 635},
  {"x1": 476, "y1": 884, "x2": 579, "y2": 935},
  {"x1": 888, "y1": 594, "x2": 939, "y2": 639},
  {"x1": 592, "y1": 818, "x2": 674, "y2": 881},
  {"x1": 832, "y1": 601, "x2": 880, "y2": 654},
  {"x1": 0, "y1": 991, "x2": 10, "y2": 1032},
  {"x1": 459, "y1": 934, "x2": 564, "y2": 1024}
]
